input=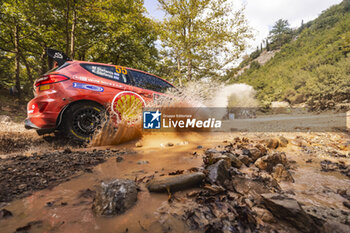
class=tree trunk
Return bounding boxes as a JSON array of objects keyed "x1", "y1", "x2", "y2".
[
  {"x1": 40, "y1": 46, "x2": 47, "y2": 75},
  {"x1": 65, "y1": 0, "x2": 70, "y2": 55},
  {"x1": 187, "y1": 59, "x2": 192, "y2": 80},
  {"x1": 14, "y1": 24, "x2": 21, "y2": 99},
  {"x1": 70, "y1": 1, "x2": 77, "y2": 59},
  {"x1": 20, "y1": 54, "x2": 33, "y2": 84},
  {"x1": 176, "y1": 51, "x2": 182, "y2": 86}
]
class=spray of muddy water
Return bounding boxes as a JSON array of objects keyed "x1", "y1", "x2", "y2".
[{"x1": 90, "y1": 82, "x2": 257, "y2": 146}]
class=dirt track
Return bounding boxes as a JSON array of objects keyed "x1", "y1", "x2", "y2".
[{"x1": 0, "y1": 121, "x2": 350, "y2": 233}]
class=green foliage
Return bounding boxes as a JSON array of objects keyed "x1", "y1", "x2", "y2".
[
  {"x1": 229, "y1": 0, "x2": 350, "y2": 104},
  {"x1": 158, "y1": 0, "x2": 252, "y2": 83},
  {"x1": 0, "y1": 0, "x2": 159, "y2": 97}
]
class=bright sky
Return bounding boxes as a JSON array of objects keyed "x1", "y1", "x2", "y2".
[{"x1": 144, "y1": 0, "x2": 343, "y2": 54}]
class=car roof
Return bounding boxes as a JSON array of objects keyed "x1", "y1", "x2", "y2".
[{"x1": 71, "y1": 60, "x2": 174, "y2": 87}]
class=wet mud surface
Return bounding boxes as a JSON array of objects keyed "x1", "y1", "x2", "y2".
[
  {"x1": 0, "y1": 148, "x2": 127, "y2": 202},
  {"x1": 1, "y1": 121, "x2": 350, "y2": 233}
]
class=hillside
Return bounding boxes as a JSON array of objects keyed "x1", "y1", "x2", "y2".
[{"x1": 229, "y1": 0, "x2": 350, "y2": 108}]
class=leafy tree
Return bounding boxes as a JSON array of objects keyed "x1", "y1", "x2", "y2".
[
  {"x1": 268, "y1": 19, "x2": 292, "y2": 49},
  {"x1": 0, "y1": 0, "x2": 159, "y2": 98},
  {"x1": 158, "y1": 0, "x2": 251, "y2": 83}
]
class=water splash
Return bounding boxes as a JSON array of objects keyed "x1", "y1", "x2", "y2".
[{"x1": 90, "y1": 81, "x2": 257, "y2": 146}]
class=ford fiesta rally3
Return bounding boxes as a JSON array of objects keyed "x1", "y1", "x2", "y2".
[{"x1": 25, "y1": 49, "x2": 174, "y2": 141}]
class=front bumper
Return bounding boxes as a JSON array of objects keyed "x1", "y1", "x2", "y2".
[{"x1": 24, "y1": 118, "x2": 40, "y2": 129}]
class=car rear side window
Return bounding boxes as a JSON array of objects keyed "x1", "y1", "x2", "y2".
[
  {"x1": 81, "y1": 64, "x2": 130, "y2": 84},
  {"x1": 130, "y1": 70, "x2": 173, "y2": 93}
]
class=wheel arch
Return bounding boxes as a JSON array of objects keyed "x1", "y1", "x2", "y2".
[{"x1": 56, "y1": 99, "x2": 105, "y2": 128}]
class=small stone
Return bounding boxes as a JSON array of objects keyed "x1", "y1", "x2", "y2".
[
  {"x1": 116, "y1": 156, "x2": 124, "y2": 162},
  {"x1": 249, "y1": 148, "x2": 263, "y2": 161},
  {"x1": 272, "y1": 164, "x2": 294, "y2": 182},
  {"x1": 254, "y1": 152, "x2": 288, "y2": 172},
  {"x1": 266, "y1": 138, "x2": 279, "y2": 149},
  {"x1": 230, "y1": 156, "x2": 243, "y2": 168},
  {"x1": 167, "y1": 142, "x2": 174, "y2": 147},
  {"x1": 0, "y1": 209, "x2": 13, "y2": 219},
  {"x1": 197, "y1": 145, "x2": 203, "y2": 149},
  {"x1": 252, "y1": 207, "x2": 275, "y2": 223},
  {"x1": 238, "y1": 155, "x2": 251, "y2": 166},
  {"x1": 135, "y1": 142, "x2": 142, "y2": 147},
  {"x1": 137, "y1": 160, "x2": 149, "y2": 165},
  {"x1": 46, "y1": 202, "x2": 54, "y2": 207},
  {"x1": 343, "y1": 201, "x2": 350, "y2": 209},
  {"x1": 306, "y1": 159, "x2": 313, "y2": 163},
  {"x1": 279, "y1": 136, "x2": 289, "y2": 147},
  {"x1": 63, "y1": 148, "x2": 72, "y2": 154}
]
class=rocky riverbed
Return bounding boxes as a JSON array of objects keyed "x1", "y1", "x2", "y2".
[{"x1": 0, "y1": 124, "x2": 349, "y2": 232}]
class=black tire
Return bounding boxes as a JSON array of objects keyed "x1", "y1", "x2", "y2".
[{"x1": 60, "y1": 102, "x2": 104, "y2": 141}]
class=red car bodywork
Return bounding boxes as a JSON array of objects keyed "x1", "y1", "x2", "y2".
[{"x1": 25, "y1": 60, "x2": 174, "y2": 133}]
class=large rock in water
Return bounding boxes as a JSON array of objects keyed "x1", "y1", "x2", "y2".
[
  {"x1": 147, "y1": 172, "x2": 205, "y2": 192},
  {"x1": 92, "y1": 179, "x2": 138, "y2": 216},
  {"x1": 261, "y1": 193, "x2": 320, "y2": 233}
]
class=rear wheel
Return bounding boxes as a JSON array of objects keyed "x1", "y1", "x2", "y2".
[{"x1": 61, "y1": 102, "x2": 104, "y2": 141}]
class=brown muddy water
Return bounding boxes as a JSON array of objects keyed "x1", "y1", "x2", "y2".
[{"x1": 1, "y1": 128, "x2": 350, "y2": 232}]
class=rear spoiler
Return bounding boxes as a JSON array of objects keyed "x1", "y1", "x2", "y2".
[{"x1": 47, "y1": 48, "x2": 71, "y2": 67}]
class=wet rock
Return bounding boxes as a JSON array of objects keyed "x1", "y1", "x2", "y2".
[
  {"x1": 322, "y1": 220, "x2": 350, "y2": 233},
  {"x1": 116, "y1": 156, "x2": 124, "y2": 162},
  {"x1": 227, "y1": 154, "x2": 243, "y2": 168},
  {"x1": 279, "y1": 136, "x2": 289, "y2": 147},
  {"x1": 147, "y1": 172, "x2": 205, "y2": 192},
  {"x1": 137, "y1": 160, "x2": 149, "y2": 165},
  {"x1": 0, "y1": 208, "x2": 13, "y2": 219},
  {"x1": 266, "y1": 138, "x2": 279, "y2": 149},
  {"x1": 252, "y1": 207, "x2": 275, "y2": 223},
  {"x1": 320, "y1": 160, "x2": 350, "y2": 178},
  {"x1": 14, "y1": 220, "x2": 43, "y2": 233},
  {"x1": 79, "y1": 188, "x2": 96, "y2": 199},
  {"x1": 46, "y1": 201, "x2": 54, "y2": 207},
  {"x1": 272, "y1": 164, "x2": 294, "y2": 182},
  {"x1": 207, "y1": 160, "x2": 230, "y2": 184},
  {"x1": 261, "y1": 193, "x2": 319, "y2": 233},
  {"x1": 343, "y1": 201, "x2": 350, "y2": 209},
  {"x1": 254, "y1": 152, "x2": 287, "y2": 172},
  {"x1": 248, "y1": 148, "x2": 263, "y2": 161},
  {"x1": 238, "y1": 154, "x2": 251, "y2": 166},
  {"x1": 306, "y1": 159, "x2": 313, "y2": 163},
  {"x1": 63, "y1": 148, "x2": 72, "y2": 154},
  {"x1": 232, "y1": 177, "x2": 271, "y2": 195},
  {"x1": 92, "y1": 179, "x2": 138, "y2": 216}
]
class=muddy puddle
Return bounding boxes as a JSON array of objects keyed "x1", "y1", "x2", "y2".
[
  {"x1": 1, "y1": 129, "x2": 350, "y2": 232},
  {"x1": 0, "y1": 132, "x2": 210, "y2": 233}
]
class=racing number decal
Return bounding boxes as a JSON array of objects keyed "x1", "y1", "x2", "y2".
[{"x1": 115, "y1": 66, "x2": 127, "y2": 75}]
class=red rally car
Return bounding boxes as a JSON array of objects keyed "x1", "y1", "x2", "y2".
[{"x1": 25, "y1": 49, "x2": 174, "y2": 141}]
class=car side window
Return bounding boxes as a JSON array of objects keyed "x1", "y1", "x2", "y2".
[
  {"x1": 130, "y1": 70, "x2": 173, "y2": 93},
  {"x1": 81, "y1": 64, "x2": 130, "y2": 84}
]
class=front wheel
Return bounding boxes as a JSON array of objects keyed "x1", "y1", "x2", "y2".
[{"x1": 60, "y1": 102, "x2": 104, "y2": 142}]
